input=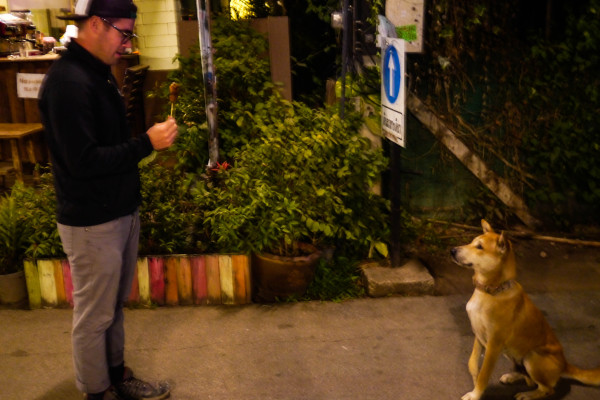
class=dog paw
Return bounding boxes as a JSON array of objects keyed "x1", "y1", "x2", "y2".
[
  {"x1": 514, "y1": 388, "x2": 552, "y2": 400},
  {"x1": 515, "y1": 393, "x2": 536, "y2": 400},
  {"x1": 500, "y1": 372, "x2": 525, "y2": 384},
  {"x1": 461, "y1": 391, "x2": 481, "y2": 400}
]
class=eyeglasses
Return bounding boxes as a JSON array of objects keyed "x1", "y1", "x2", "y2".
[{"x1": 99, "y1": 17, "x2": 137, "y2": 44}]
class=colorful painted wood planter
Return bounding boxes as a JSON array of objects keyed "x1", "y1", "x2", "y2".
[{"x1": 23, "y1": 254, "x2": 252, "y2": 309}]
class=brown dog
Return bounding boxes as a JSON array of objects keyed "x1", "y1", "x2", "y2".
[{"x1": 451, "y1": 220, "x2": 600, "y2": 400}]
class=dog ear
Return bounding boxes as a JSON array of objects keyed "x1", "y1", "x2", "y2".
[
  {"x1": 481, "y1": 219, "x2": 494, "y2": 233},
  {"x1": 497, "y1": 231, "x2": 508, "y2": 254}
]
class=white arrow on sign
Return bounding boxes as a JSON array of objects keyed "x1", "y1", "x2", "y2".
[
  {"x1": 381, "y1": 38, "x2": 406, "y2": 147},
  {"x1": 387, "y1": 55, "x2": 396, "y2": 99}
]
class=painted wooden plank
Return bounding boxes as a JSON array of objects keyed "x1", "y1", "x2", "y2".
[
  {"x1": 37, "y1": 259, "x2": 58, "y2": 308},
  {"x1": 22, "y1": 254, "x2": 251, "y2": 309},
  {"x1": 243, "y1": 255, "x2": 252, "y2": 304},
  {"x1": 190, "y1": 255, "x2": 208, "y2": 305},
  {"x1": 52, "y1": 259, "x2": 66, "y2": 306},
  {"x1": 164, "y1": 257, "x2": 179, "y2": 306},
  {"x1": 176, "y1": 257, "x2": 193, "y2": 305},
  {"x1": 219, "y1": 255, "x2": 234, "y2": 305},
  {"x1": 23, "y1": 259, "x2": 41, "y2": 309},
  {"x1": 136, "y1": 257, "x2": 151, "y2": 306},
  {"x1": 61, "y1": 259, "x2": 74, "y2": 307},
  {"x1": 148, "y1": 257, "x2": 165, "y2": 305},
  {"x1": 232, "y1": 254, "x2": 250, "y2": 304},
  {"x1": 128, "y1": 262, "x2": 140, "y2": 304},
  {"x1": 205, "y1": 254, "x2": 221, "y2": 305}
]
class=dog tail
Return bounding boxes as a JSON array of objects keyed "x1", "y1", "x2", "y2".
[{"x1": 563, "y1": 363, "x2": 600, "y2": 386}]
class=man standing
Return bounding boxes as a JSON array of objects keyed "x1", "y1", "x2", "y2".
[{"x1": 39, "y1": 0, "x2": 177, "y2": 399}]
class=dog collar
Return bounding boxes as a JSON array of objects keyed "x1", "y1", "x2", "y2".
[{"x1": 475, "y1": 279, "x2": 516, "y2": 295}]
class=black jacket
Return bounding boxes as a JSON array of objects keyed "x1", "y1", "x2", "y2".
[{"x1": 39, "y1": 40, "x2": 153, "y2": 226}]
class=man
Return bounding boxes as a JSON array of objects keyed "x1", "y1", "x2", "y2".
[{"x1": 38, "y1": 0, "x2": 177, "y2": 399}]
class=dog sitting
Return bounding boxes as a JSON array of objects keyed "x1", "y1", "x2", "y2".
[{"x1": 451, "y1": 220, "x2": 600, "y2": 400}]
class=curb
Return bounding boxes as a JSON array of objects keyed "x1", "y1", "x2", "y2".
[{"x1": 361, "y1": 258, "x2": 435, "y2": 297}]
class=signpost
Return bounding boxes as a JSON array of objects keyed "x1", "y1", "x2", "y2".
[
  {"x1": 381, "y1": 37, "x2": 406, "y2": 147},
  {"x1": 381, "y1": 37, "x2": 406, "y2": 267}
]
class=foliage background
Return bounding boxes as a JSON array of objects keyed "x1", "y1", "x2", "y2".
[
  {"x1": 5, "y1": 0, "x2": 598, "y2": 303},
  {"x1": 177, "y1": 0, "x2": 600, "y2": 231},
  {"x1": 151, "y1": 13, "x2": 391, "y2": 298},
  {"x1": 409, "y1": 0, "x2": 600, "y2": 229}
]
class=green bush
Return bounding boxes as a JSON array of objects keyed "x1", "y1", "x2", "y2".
[
  {"x1": 0, "y1": 191, "x2": 31, "y2": 274},
  {"x1": 159, "y1": 16, "x2": 274, "y2": 173},
  {"x1": 519, "y1": 0, "x2": 600, "y2": 225},
  {"x1": 139, "y1": 164, "x2": 211, "y2": 255},
  {"x1": 2, "y1": 172, "x2": 65, "y2": 270},
  {"x1": 204, "y1": 95, "x2": 389, "y2": 256},
  {"x1": 158, "y1": 15, "x2": 390, "y2": 261},
  {"x1": 305, "y1": 256, "x2": 365, "y2": 302}
]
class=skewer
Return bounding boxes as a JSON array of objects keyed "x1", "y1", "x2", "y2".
[{"x1": 169, "y1": 82, "x2": 179, "y2": 117}]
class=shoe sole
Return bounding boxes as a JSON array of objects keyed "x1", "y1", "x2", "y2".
[{"x1": 140, "y1": 391, "x2": 170, "y2": 400}]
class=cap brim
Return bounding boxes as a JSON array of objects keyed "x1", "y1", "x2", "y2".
[{"x1": 57, "y1": 13, "x2": 89, "y2": 20}]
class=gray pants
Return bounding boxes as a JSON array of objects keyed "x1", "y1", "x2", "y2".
[{"x1": 58, "y1": 210, "x2": 140, "y2": 394}]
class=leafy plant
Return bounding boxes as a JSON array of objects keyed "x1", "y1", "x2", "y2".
[
  {"x1": 519, "y1": 0, "x2": 600, "y2": 226},
  {"x1": 11, "y1": 172, "x2": 64, "y2": 261},
  {"x1": 142, "y1": 13, "x2": 391, "y2": 301},
  {"x1": 305, "y1": 256, "x2": 365, "y2": 301},
  {"x1": 0, "y1": 170, "x2": 63, "y2": 274},
  {"x1": 204, "y1": 94, "x2": 390, "y2": 256},
  {"x1": 229, "y1": 0, "x2": 285, "y2": 18},
  {"x1": 0, "y1": 192, "x2": 31, "y2": 274},
  {"x1": 139, "y1": 164, "x2": 210, "y2": 255},
  {"x1": 157, "y1": 15, "x2": 274, "y2": 173}
]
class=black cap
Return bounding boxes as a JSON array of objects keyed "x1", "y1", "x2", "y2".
[{"x1": 58, "y1": 0, "x2": 137, "y2": 21}]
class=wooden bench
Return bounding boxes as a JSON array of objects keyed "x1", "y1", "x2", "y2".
[{"x1": 0, "y1": 122, "x2": 43, "y2": 184}]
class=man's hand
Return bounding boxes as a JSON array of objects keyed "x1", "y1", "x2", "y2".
[{"x1": 147, "y1": 116, "x2": 178, "y2": 150}]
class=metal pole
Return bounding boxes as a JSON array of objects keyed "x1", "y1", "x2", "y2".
[
  {"x1": 339, "y1": 0, "x2": 350, "y2": 119},
  {"x1": 389, "y1": 141, "x2": 403, "y2": 267},
  {"x1": 196, "y1": 0, "x2": 219, "y2": 169}
]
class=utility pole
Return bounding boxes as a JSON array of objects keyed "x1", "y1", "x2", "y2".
[
  {"x1": 339, "y1": 0, "x2": 352, "y2": 119},
  {"x1": 196, "y1": 0, "x2": 219, "y2": 169}
]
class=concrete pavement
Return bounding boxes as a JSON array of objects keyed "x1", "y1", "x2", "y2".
[{"x1": 2, "y1": 290, "x2": 600, "y2": 400}]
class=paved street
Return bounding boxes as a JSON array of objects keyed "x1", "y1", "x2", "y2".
[{"x1": 2, "y1": 290, "x2": 600, "y2": 400}]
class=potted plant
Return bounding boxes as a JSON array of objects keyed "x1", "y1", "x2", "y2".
[
  {"x1": 204, "y1": 95, "x2": 389, "y2": 301},
  {"x1": 159, "y1": 16, "x2": 390, "y2": 302},
  {"x1": 203, "y1": 155, "x2": 322, "y2": 301},
  {"x1": 6, "y1": 173, "x2": 66, "y2": 309},
  {"x1": 204, "y1": 170, "x2": 323, "y2": 301},
  {"x1": 0, "y1": 187, "x2": 33, "y2": 307}
]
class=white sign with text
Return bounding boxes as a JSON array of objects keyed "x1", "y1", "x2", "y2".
[
  {"x1": 381, "y1": 38, "x2": 406, "y2": 147},
  {"x1": 17, "y1": 73, "x2": 45, "y2": 99}
]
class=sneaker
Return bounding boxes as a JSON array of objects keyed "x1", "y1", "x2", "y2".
[{"x1": 114, "y1": 368, "x2": 170, "y2": 400}]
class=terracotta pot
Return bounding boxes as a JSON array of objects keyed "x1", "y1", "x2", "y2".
[
  {"x1": 0, "y1": 270, "x2": 28, "y2": 307},
  {"x1": 251, "y1": 243, "x2": 322, "y2": 302}
]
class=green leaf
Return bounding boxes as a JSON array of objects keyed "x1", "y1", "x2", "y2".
[{"x1": 374, "y1": 242, "x2": 389, "y2": 258}]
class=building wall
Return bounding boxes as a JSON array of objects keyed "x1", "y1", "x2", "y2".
[{"x1": 135, "y1": 0, "x2": 180, "y2": 70}]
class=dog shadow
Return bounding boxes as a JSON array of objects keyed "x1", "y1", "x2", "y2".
[{"x1": 481, "y1": 379, "x2": 572, "y2": 399}]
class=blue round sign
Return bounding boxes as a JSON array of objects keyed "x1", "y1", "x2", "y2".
[{"x1": 383, "y1": 45, "x2": 401, "y2": 104}]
